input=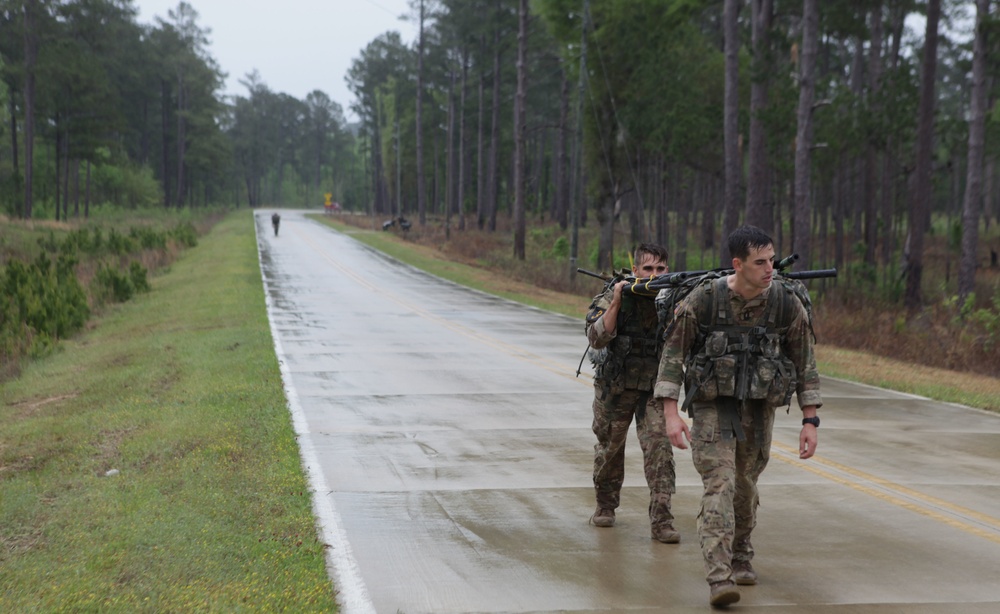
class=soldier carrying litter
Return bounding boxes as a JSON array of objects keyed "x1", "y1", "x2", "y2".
[{"x1": 585, "y1": 243, "x2": 679, "y2": 544}]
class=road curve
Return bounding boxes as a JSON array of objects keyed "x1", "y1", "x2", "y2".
[{"x1": 256, "y1": 210, "x2": 1000, "y2": 613}]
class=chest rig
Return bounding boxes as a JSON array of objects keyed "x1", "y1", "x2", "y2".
[
  {"x1": 682, "y1": 277, "x2": 798, "y2": 440},
  {"x1": 593, "y1": 296, "x2": 663, "y2": 396}
]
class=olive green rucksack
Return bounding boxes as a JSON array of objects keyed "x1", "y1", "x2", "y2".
[{"x1": 655, "y1": 272, "x2": 818, "y2": 343}]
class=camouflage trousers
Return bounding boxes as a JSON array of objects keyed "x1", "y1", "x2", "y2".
[
  {"x1": 592, "y1": 387, "x2": 676, "y2": 527},
  {"x1": 689, "y1": 400, "x2": 774, "y2": 584}
]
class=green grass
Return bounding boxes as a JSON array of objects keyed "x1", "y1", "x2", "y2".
[{"x1": 0, "y1": 211, "x2": 337, "y2": 611}]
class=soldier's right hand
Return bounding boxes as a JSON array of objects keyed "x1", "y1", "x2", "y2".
[
  {"x1": 660, "y1": 398, "x2": 691, "y2": 449},
  {"x1": 665, "y1": 413, "x2": 690, "y2": 449},
  {"x1": 611, "y1": 279, "x2": 628, "y2": 306}
]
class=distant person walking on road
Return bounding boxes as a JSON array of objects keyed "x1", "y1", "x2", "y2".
[
  {"x1": 654, "y1": 225, "x2": 822, "y2": 608},
  {"x1": 586, "y1": 243, "x2": 679, "y2": 544},
  {"x1": 271, "y1": 212, "x2": 281, "y2": 236}
]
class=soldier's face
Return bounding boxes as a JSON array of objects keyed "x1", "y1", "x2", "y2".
[
  {"x1": 734, "y1": 244, "x2": 775, "y2": 290},
  {"x1": 633, "y1": 254, "x2": 668, "y2": 278}
]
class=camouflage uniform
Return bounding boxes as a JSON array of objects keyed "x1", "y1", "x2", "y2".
[
  {"x1": 654, "y1": 279, "x2": 822, "y2": 584},
  {"x1": 587, "y1": 288, "x2": 676, "y2": 531}
]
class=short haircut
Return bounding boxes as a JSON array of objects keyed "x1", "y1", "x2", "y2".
[
  {"x1": 634, "y1": 243, "x2": 668, "y2": 266},
  {"x1": 728, "y1": 225, "x2": 773, "y2": 261}
]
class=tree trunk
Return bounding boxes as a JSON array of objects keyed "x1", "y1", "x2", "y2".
[
  {"x1": 54, "y1": 130, "x2": 62, "y2": 222},
  {"x1": 477, "y1": 62, "x2": 486, "y2": 229},
  {"x1": 513, "y1": 0, "x2": 528, "y2": 259},
  {"x1": 958, "y1": 0, "x2": 990, "y2": 302},
  {"x1": 416, "y1": 0, "x2": 427, "y2": 225},
  {"x1": 85, "y1": 160, "x2": 92, "y2": 218},
  {"x1": 720, "y1": 0, "x2": 742, "y2": 266},
  {"x1": 569, "y1": 0, "x2": 590, "y2": 280},
  {"x1": 746, "y1": 0, "x2": 773, "y2": 232},
  {"x1": 73, "y1": 158, "x2": 80, "y2": 217},
  {"x1": 554, "y1": 66, "x2": 569, "y2": 229},
  {"x1": 176, "y1": 74, "x2": 186, "y2": 208},
  {"x1": 22, "y1": 0, "x2": 38, "y2": 219},
  {"x1": 487, "y1": 11, "x2": 502, "y2": 232},
  {"x1": 677, "y1": 165, "x2": 691, "y2": 272},
  {"x1": 161, "y1": 78, "x2": 172, "y2": 207},
  {"x1": 446, "y1": 69, "x2": 456, "y2": 236},
  {"x1": 458, "y1": 48, "x2": 469, "y2": 230},
  {"x1": 864, "y1": 7, "x2": 883, "y2": 267},
  {"x1": 792, "y1": 0, "x2": 819, "y2": 266},
  {"x1": 7, "y1": 91, "x2": 21, "y2": 192},
  {"x1": 904, "y1": 0, "x2": 941, "y2": 310}
]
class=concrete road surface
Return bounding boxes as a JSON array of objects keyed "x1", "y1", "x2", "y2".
[{"x1": 255, "y1": 210, "x2": 1000, "y2": 613}]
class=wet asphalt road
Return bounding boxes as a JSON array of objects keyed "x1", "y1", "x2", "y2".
[{"x1": 255, "y1": 210, "x2": 1000, "y2": 613}]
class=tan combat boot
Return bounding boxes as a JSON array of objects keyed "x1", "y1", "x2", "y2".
[
  {"x1": 651, "y1": 523, "x2": 680, "y2": 543},
  {"x1": 732, "y1": 559, "x2": 758, "y2": 585},
  {"x1": 709, "y1": 581, "x2": 740, "y2": 607},
  {"x1": 590, "y1": 507, "x2": 615, "y2": 527}
]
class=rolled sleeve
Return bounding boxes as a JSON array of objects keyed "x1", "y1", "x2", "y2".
[{"x1": 654, "y1": 380, "x2": 682, "y2": 400}]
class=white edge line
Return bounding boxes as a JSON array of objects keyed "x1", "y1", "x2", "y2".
[{"x1": 253, "y1": 211, "x2": 376, "y2": 614}]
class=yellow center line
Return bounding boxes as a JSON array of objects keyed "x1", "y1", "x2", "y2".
[{"x1": 771, "y1": 441, "x2": 1000, "y2": 544}]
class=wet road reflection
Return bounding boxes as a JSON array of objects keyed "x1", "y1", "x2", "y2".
[{"x1": 256, "y1": 210, "x2": 1000, "y2": 613}]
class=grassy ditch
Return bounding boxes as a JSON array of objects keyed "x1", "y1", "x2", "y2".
[
  {"x1": 315, "y1": 213, "x2": 1000, "y2": 412},
  {"x1": 0, "y1": 211, "x2": 337, "y2": 611}
]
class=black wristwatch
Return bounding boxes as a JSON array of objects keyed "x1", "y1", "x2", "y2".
[{"x1": 802, "y1": 416, "x2": 820, "y2": 428}]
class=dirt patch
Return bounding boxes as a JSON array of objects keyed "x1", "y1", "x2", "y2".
[{"x1": 6, "y1": 393, "x2": 80, "y2": 420}]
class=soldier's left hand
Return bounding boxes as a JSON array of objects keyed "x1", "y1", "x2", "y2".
[{"x1": 799, "y1": 425, "x2": 818, "y2": 459}]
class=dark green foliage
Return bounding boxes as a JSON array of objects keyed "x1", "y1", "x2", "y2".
[
  {"x1": 130, "y1": 226, "x2": 167, "y2": 250},
  {"x1": 130, "y1": 261, "x2": 151, "y2": 294},
  {"x1": 0, "y1": 253, "x2": 90, "y2": 360},
  {"x1": 106, "y1": 228, "x2": 138, "y2": 255},
  {"x1": 169, "y1": 222, "x2": 199, "y2": 248},
  {"x1": 97, "y1": 260, "x2": 152, "y2": 302},
  {"x1": 2, "y1": 223, "x2": 179, "y2": 375},
  {"x1": 94, "y1": 265, "x2": 136, "y2": 303}
]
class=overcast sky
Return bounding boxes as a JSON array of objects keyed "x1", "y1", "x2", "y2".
[{"x1": 131, "y1": 0, "x2": 415, "y2": 121}]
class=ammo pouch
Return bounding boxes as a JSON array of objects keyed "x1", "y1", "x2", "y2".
[
  {"x1": 595, "y1": 334, "x2": 660, "y2": 396},
  {"x1": 593, "y1": 339, "x2": 627, "y2": 396},
  {"x1": 747, "y1": 355, "x2": 797, "y2": 406},
  {"x1": 684, "y1": 331, "x2": 729, "y2": 403},
  {"x1": 745, "y1": 332, "x2": 797, "y2": 406}
]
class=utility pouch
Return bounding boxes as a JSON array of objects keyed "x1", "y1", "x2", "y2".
[
  {"x1": 624, "y1": 355, "x2": 658, "y2": 391},
  {"x1": 749, "y1": 358, "x2": 777, "y2": 399},
  {"x1": 686, "y1": 356, "x2": 718, "y2": 402},
  {"x1": 760, "y1": 333, "x2": 782, "y2": 359},
  {"x1": 704, "y1": 331, "x2": 729, "y2": 357},
  {"x1": 766, "y1": 357, "x2": 797, "y2": 407},
  {"x1": 596, "y1": 337, "x2": 630, "y2": 396},
  {"x1": 714, "y1": 355, "x2": 737, "y2": 397}
]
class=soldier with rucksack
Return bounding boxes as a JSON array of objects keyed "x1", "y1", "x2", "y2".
[
  {"x1": 585, "y1": 243, "x2": 679, "y2": 544},
  {"x1": 654, "y1": 225, "x2": 823, "y2": 608}
]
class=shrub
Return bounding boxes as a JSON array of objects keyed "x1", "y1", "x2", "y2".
[
  {"x1": 0, "y1": 253, "x2": 89, "y2": 351},
  {"x1": 106, "y1": 228, "x2": 137, "y2": 255},
  {"x1": 170, "y1": 222, "x2": 198, "y2": 248},
  {"x1": 130, "y1": 226, "x2": 167, "y2": 250},
  {"x1": 130, "y1": 261, "x2": 151, "y2": 293},
  {"x1": 94, "y1": 265, "x2": 136, "y2": 303}
]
